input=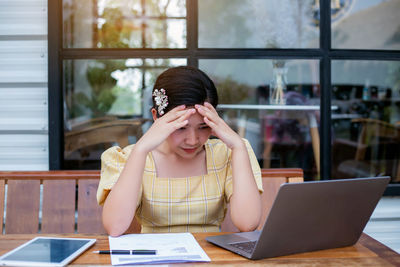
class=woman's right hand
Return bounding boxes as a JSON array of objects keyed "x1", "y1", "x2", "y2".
[{"x1": 135, "y1": 105, "x2": 195, "y2": 153}]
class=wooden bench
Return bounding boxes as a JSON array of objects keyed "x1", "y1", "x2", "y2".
[
  {"x1": 0, "y1": 168, "x2": 303, "y2": 234},
  {"x1": 0, "y1": 171, "x2": 106, "y2": 234}
]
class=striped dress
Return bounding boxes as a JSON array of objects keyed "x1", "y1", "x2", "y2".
[{"x1": 97, "y1": 138, "x2": 263, "y2": 233}]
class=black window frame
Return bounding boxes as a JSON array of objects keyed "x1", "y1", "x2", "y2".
[{"x1": 48, "y1": 0, "x2": 400, "y2": 195}]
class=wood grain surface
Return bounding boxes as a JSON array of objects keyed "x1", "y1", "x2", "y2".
[{"x1": 0, "y1": 233, "x2": 399, "y2": 266}]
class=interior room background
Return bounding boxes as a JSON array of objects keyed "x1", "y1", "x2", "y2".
[{"x1": 1, "y1": 0, "x2": 399, "y2": 194}]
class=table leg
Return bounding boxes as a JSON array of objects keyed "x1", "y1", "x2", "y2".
[
  {"x1": 263, "y1": 141, "x2": 273, "y2": 169},
  {"x1": 308, "y1": 113, "x2": 320, "y2": 178}
]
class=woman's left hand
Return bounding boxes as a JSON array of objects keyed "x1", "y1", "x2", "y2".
[{"x1": 195, "y1": 102, "x2": 243, "y2": 149}]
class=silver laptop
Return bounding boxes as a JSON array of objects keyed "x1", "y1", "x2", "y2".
[{"x1": 206, "y1": 176, "x2": 390, "y2": 260}]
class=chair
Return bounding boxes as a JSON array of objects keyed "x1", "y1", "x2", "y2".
[
  {"x1": 337, "y1": 118, "x2": 400, "y2": 182},
  {"x1": 66, "y1": 116, "x2": 118, "y2": 131},
  {"x1": 0, "y1": 171, "x2": 141, "y2": 234},
  {"x1": 0, "y1": 171, "x2": 103, "y2": 234},
  {"x1": 0, "y1": 168, "x2": 303, "y2": 234},
  {"x1": 221, "y1": 168, "x2": 304, "y2": 232},
  {"x1": 65, "y1": 118, "x2": 148, "y2": 157},
  {"x1": 262, "y1": 112, "x2": 320, "y2": 177}
]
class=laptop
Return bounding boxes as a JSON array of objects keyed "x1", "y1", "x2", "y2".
[{"x1": 206, "y1": 176, "x2": 390, "y2": 260}]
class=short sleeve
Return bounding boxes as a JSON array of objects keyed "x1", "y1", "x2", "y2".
[
  {"x1": 96, "y1": 145, "x2": 142, "y2": 206},
  {"x1": 225, "y1": 139, "x2": 263, "y2": 202}
]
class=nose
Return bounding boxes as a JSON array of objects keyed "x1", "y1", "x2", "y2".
[{"x1": 185, "y1": 128, "x2": 198, "y2": 146}]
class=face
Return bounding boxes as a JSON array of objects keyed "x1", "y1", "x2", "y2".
[{"x1": 166, "y1": 110, "x2": 211, "y2": 159}]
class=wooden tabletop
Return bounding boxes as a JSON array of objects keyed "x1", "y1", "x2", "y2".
[{"x1": 0, "y1": 233, "x2": 399, "y2": 266}]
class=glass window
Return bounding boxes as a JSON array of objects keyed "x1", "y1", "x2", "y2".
[
  {"x1": 200, "y1": 59, "x2": 320, "y2": 180},
  {"x1": 54, "y1": 0, "x2": 400, "y2": 192},
  {"x1": 332, "y1": 60, "x2": 400, "y2": 183},
  {"x1": 63, "y1": 0, "x2": 186, "y2": 48},
  {"x1": 198, "y1": 0, "x2": 319, "y2": 48},
  {"x1": 63, "y1": 58, "x2": 186, "y2": 169},
  {"x1": 332, "y1": 0, "x2": 400, "y2": 50}
]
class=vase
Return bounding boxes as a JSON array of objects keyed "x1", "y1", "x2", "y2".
[{"x1": 269, "y1": 65, "x2": 288, "y2": 105}]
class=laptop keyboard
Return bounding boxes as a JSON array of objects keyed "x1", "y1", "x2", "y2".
[{"x1": 229, "y1": 241, "x2": 257, "y2": 254}]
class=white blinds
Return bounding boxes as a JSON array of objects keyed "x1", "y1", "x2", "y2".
[
  {"x1": 0, "y1": 0, "x2": 47, "y2": 36},
  {"x1": 0, "y1": 0, "x2": 48, "y2": 170}
]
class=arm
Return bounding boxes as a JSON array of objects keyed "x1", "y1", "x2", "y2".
[
  {"x1": 229, "y1": 141, "x2": 262, "y2": 232},
  {"x1": 102, "y1": 146, "x2": 147, "y2": 237},
  {"x1": 196, "y1": 103, "x2": 262, "y2": 231},
  {"x1": 102, "y1": 106, "x2": 195, "y2": 236}
]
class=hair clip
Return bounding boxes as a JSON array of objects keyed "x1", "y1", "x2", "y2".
[{"x1": 153, "y1": 88, "x2": 168, "y2": 115}]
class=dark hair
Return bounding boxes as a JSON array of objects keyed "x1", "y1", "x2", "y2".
[{"x1": 152, "y1": 66, "x2": 218, "y2": 116}]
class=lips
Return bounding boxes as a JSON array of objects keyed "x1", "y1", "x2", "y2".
[{"x1": 182, "y1": 147, "x2": 198, "y2": 154}]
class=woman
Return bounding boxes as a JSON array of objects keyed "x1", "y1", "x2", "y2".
[{"x1": 97, "y1": 66, "x2": 263, "y2": 236}]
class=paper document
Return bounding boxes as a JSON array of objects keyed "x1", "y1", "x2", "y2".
[{"x1": 108, "y1": 233, "x2": 211, "y2": 265}]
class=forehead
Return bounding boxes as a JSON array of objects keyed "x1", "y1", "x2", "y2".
[{"x1": 187, "y1": 110, "x2": 206, "y2": 125}]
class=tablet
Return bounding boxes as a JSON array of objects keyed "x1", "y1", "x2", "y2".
[{"x1": 0, "y1": 237, "x2": 96, "y2": 266}]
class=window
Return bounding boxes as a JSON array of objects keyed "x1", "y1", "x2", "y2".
[
  {"x1": 63, "y1": 0, "x2": 186, "y2": 48},
  {"x1": 332, "y1": 60, "x2": 400, "y2": 183},
  {"x1": 50, "y1": 0, "x2": 400, "y2": 191}
]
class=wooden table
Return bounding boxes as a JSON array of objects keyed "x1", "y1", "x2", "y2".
[{"x1": 0, "y1": 233, "x2": 399, "y2": 266}]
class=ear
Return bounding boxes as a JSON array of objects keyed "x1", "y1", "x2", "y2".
[{"x1": 151, "y1": 108, "x2": 158, "y2": 121}]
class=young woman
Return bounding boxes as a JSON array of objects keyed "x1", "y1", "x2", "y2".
[{"x1": 97, "y1": 66, "x2": 263, "y2": 236}]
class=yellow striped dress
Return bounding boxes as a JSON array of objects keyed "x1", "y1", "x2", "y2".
[{"x1": 97, "y1": 138, "x2": 263, "y2": 233}]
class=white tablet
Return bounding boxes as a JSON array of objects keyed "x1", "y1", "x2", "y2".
[{"x1": 0, "y1": 237, "x2": 96, "y2": 266}]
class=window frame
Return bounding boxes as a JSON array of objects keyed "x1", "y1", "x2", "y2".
[{"x1": 48, "y1": 0, "x2": 400, "y2": 194}]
